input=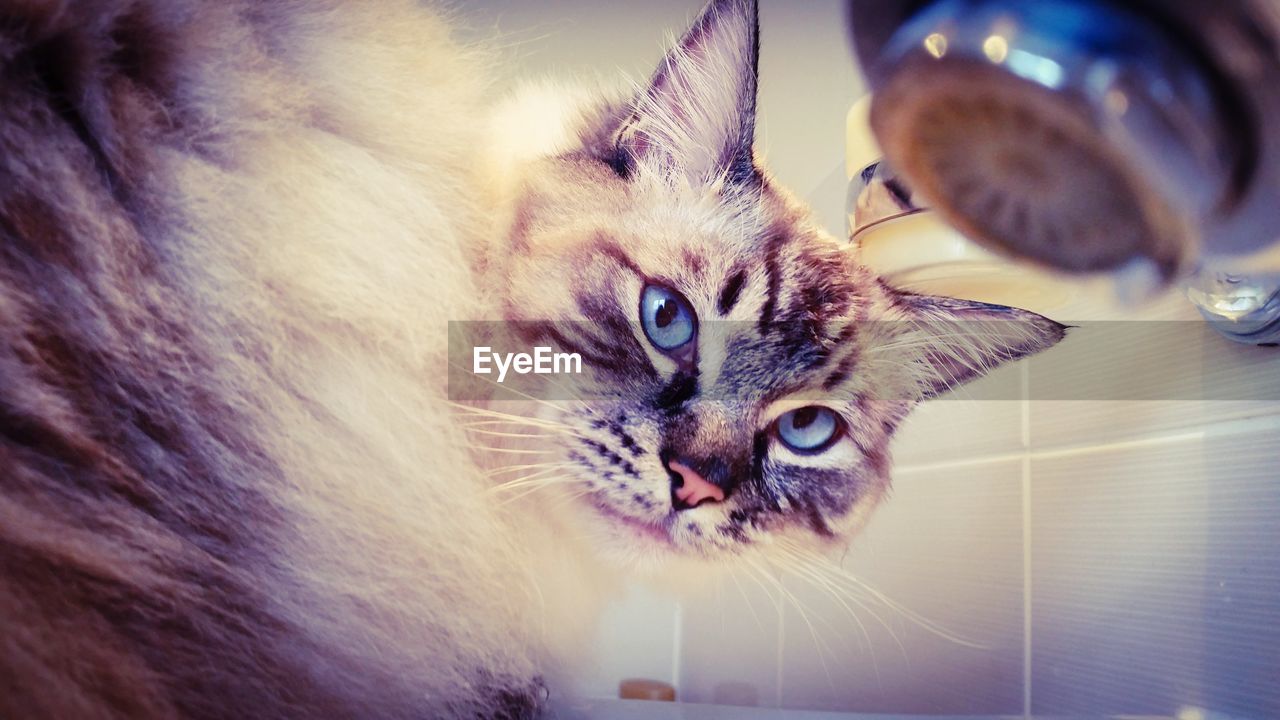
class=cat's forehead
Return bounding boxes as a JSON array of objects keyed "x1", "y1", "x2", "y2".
[
  {"x1": 613, "y1": 179, "x2": 798, "y2": 283},
  {"x1": 536, "y1": 153, "x2": 789, "y2": 256}
]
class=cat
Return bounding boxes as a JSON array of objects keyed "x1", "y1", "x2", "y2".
[{"x1": 0, "y1": 0, "x2": 1066, "y2": 717}]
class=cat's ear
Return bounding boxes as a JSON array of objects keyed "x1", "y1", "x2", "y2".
[
  {"x1": 614, "y1": 0, "x2": 759, "y2": 186},
  {"x1": 893, "y1": 292, "x2": 1068, "y2": 399}
]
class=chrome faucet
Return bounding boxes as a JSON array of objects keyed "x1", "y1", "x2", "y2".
[{"x1": 848, "y1": 0, "x2": 1280, "y2": 342}]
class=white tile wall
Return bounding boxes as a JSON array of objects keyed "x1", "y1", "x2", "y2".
[
  {"x1": 583, "y1": 325, "x2": 1280, "y2": 717},
  {"x1": 1027, "y1": 297, "x2": 1280, "y2": 448},
  {"x1": 779, "y1": 458, "x2": 1025, "y2": 715},
  {"x1": 891, "y1": 398, "x2": 1025, "y2": 466},
  {"x1": 677, "y1": 572, "x2": 782, "y2": 707},
  {"x1": 576, "y1": 584, "x2": 680, "y2": 700},
  {"x1": 1029, "y1": 421, "x2": 1280, "y2": 717}
]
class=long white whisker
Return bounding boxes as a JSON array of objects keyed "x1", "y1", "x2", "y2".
[
  {"x1": 464, "y1": 445, "x2": 560, "y2": 456},
  {"x1": 488, "y1": 465, "x2": 575, "y2": 493},
  {"x1": 463, "y1": 427, "x2": 558, "y2": 440},
  {"x1": 483, "y1": 461, "x2": 573, "y2": 478},
  {"x1": 545, "y1": 487, "x2": 592, "y2": 514},
  {"x1": 447, "y1": 360, "x2": 584, "y2": 417},
  {"x1": 728, "y1": 570, "x2": 768, "y2": 636},
  {"x1": 743, "y1": 557, "x2": 837, "y2": 691},
  {"x1": 771, "y1": 545, "x2": 898, "y2": 679},
  {"x1": 497, "y1": 477, "x2": 577, "y2": 506},
  {"x1": 778, "y1": 540, "x2": 987, "y2": 649},
  {"x1": 448, "y1": 402, "x2": 574, "y2": 428}
]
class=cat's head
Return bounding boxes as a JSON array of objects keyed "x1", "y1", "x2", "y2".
[{"x1": 496, "y1": 0, "x2": 1065, "y2": 567}]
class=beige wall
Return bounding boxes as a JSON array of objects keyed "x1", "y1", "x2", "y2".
[{"x1": 454, "y1": 0, "x2": 862, "y2": 236}]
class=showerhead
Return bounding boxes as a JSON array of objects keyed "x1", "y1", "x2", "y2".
[{"x1": 850, "y1": 0, "x2": 1280, "y2": 291}]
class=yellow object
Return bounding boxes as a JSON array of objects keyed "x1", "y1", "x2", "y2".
[{"x1": 618, "y1": 679, "x2": 676, "y2": 702}]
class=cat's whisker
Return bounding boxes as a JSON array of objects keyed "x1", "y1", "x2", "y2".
[
  {"x1": 737, "y1": 559, "x2": 785, "y2": 628},
  {"x1": 743, "y1": 559, "x2": 827, "y2": 640},
  {"x1": 741, "y1": 557, "x2": 838, "y2": 690},
  {"x1": 762, "y1": 545, "x2": 896, "y2": 681},
  {"x1": 497, "y1": 477, "x2": 581, "y2": 506},
  {"x1": 460, "y1": 420, "x2": 556, "y2": 429},
  {"x1": 451, "y1": 406, "x2": 594, "y2": 442},
  {"x1": 483, "y1": 461, "x2": 573, "y2": 478},
  {"x1": 463, "y1": 445, "x2": 560, "y2": 456},
  {"x1": 495, "y1": 481, "x2": 575, "y2": 504},
  {"x1": 488, "y1": 466, "x2": 575, "y2": 493},
  {"x1": 770, "y1": 544, "x2": 901, "y2": 669},
  {"x1": 776, "y1": 540, "x2": 897, "y2": 605},
  {"x1": 489, "y1": 27, "x2": 561, "y2": 55},
  {"x1": 489, "y1": 476, "x2": 568, "y2": 495},
  {"x1": 801, "y1": 559, "x2": 902, "y2": 648},
  {"x1": 777, "y1": 540, "x2": 988, "y2": 649},
  {"x1": 463, "y1": 427, "x2": 558, "y2": 440},
  {"x1": 727, "y1": 569, "x2": 768, "y2": 636},
  {"x1": 525, "y1": 365, "x2": 595, "y2": 404},
  {"x1": 544, "y1": 487, "x2": 593, "y2": 516},
  {"x1": 491, "y1": 478, "x2": 573, "y2": 497},
  {"x1": 449, "y1": 402, "x2": 576, "y2": 430},
  {"x1": 446, "y1": 360, "x2": 585, "y2": 419},
  {"x1": 449, "y1": 400, "x2": 566, "y2": 421},
  {"x1": 461, "y1": 422, "x2": 584, "y2": 443}
]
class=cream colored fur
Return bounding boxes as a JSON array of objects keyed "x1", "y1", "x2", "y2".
[{"x1": 147, "y1": 0, "x2": 628, "y2": 707}]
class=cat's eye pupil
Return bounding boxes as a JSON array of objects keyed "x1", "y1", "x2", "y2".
[
  {"x1": 655, "y1": 300, "x2": 677, "y2": 328},
  {"x1": 791, "y1": 407, "x2": 818, "y2": 429}
]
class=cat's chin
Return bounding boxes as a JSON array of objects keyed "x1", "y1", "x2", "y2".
[
  {"x1": 607, "y1": 510, "x2": 672, "y2": 545},
  {"x1": 574, "y1": 500, "x2": 747, "y2": 576},
  {"x1": 571, "y1": 496, "x2": 704, "y2": 571},
  {"x1": 586, "y1": 499, "x2": 675, "y2": 549}
]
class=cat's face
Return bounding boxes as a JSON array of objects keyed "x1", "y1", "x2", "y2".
[{"x1": 498, "y1": 0, "x2": 1065, "y2": 567}]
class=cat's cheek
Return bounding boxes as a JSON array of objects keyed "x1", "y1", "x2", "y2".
[
  {"x1": 827, "y1": 492, "x2": 889, "y2": 543},
  {"x1": 585, "y1": 517, "x2": 680, "y2": 569},
  {"x1": 763, "y1": 442, "x2": 890, "y2": 544},
  {"x1": 574, "y1": 491, "x2": 733, "y2": 563}
]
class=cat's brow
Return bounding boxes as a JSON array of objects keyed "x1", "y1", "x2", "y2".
[
  {"x1": 757, "y1": 231, "x2": 790, "y2": 331},
  {"x1": 716, "y1": 268, "x2": 747, "y2": 315},
  {"x1": 821, "y1": 353, "x2": 858, "y2": 391},
  {"x1": 591, "y1": 235, "x2": 643, "y2": 278}
]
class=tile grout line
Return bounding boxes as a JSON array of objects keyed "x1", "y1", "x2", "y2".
[
  {"x1": 1021, "y1": 453, "x2": 1033, "y2": 717},
  {"x1": 890, "y1": 407, "x2": 1280, "y2": 474},
  {"x1": 671, "y1": 600, "x2": 683, "y2": 697},
  {"x1": 1020, "y1": 363, "x2": 1033, "y2": 718},
  {"x1": 893, "y1": 408, "x2": 1280, "y2": 475},
  {"x1": 775, "y1": 584, "x2": 785, "y2": 709}
]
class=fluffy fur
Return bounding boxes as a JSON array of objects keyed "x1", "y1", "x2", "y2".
[{"x1": 0, "y1": 0, "x2": 1065, "y2": 717}]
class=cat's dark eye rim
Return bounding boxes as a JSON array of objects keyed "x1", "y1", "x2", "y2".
[
  {"x1": 773, "y1": 406, "x2": 844, "y2": 454},
  {"x1": 639, "y1": 282, "x2": 698, "y2": 357}
]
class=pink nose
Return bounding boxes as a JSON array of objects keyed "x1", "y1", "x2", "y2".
[{"x1": 668, "y1": 461, "x2": 726, "y2": 510}]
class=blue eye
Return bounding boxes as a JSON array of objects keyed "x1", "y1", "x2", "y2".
[
  {"x1": 640, "y1": 284, "x2": 697, "y2": 351},
  {"x1": 776, "y1": 406, "x2": 841, "y2": 453}
]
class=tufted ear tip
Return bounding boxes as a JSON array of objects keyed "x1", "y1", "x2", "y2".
[
  {"x1": 613, "y1": 0, "x2": 761, "y2": 187},
  {"x1": 892, "y1": 291, "x2": 1069, "y2": 398}
]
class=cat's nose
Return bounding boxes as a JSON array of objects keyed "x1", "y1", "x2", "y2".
[{"x1": 667, "y1": 460, "x2": 726, "y2": 511}]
